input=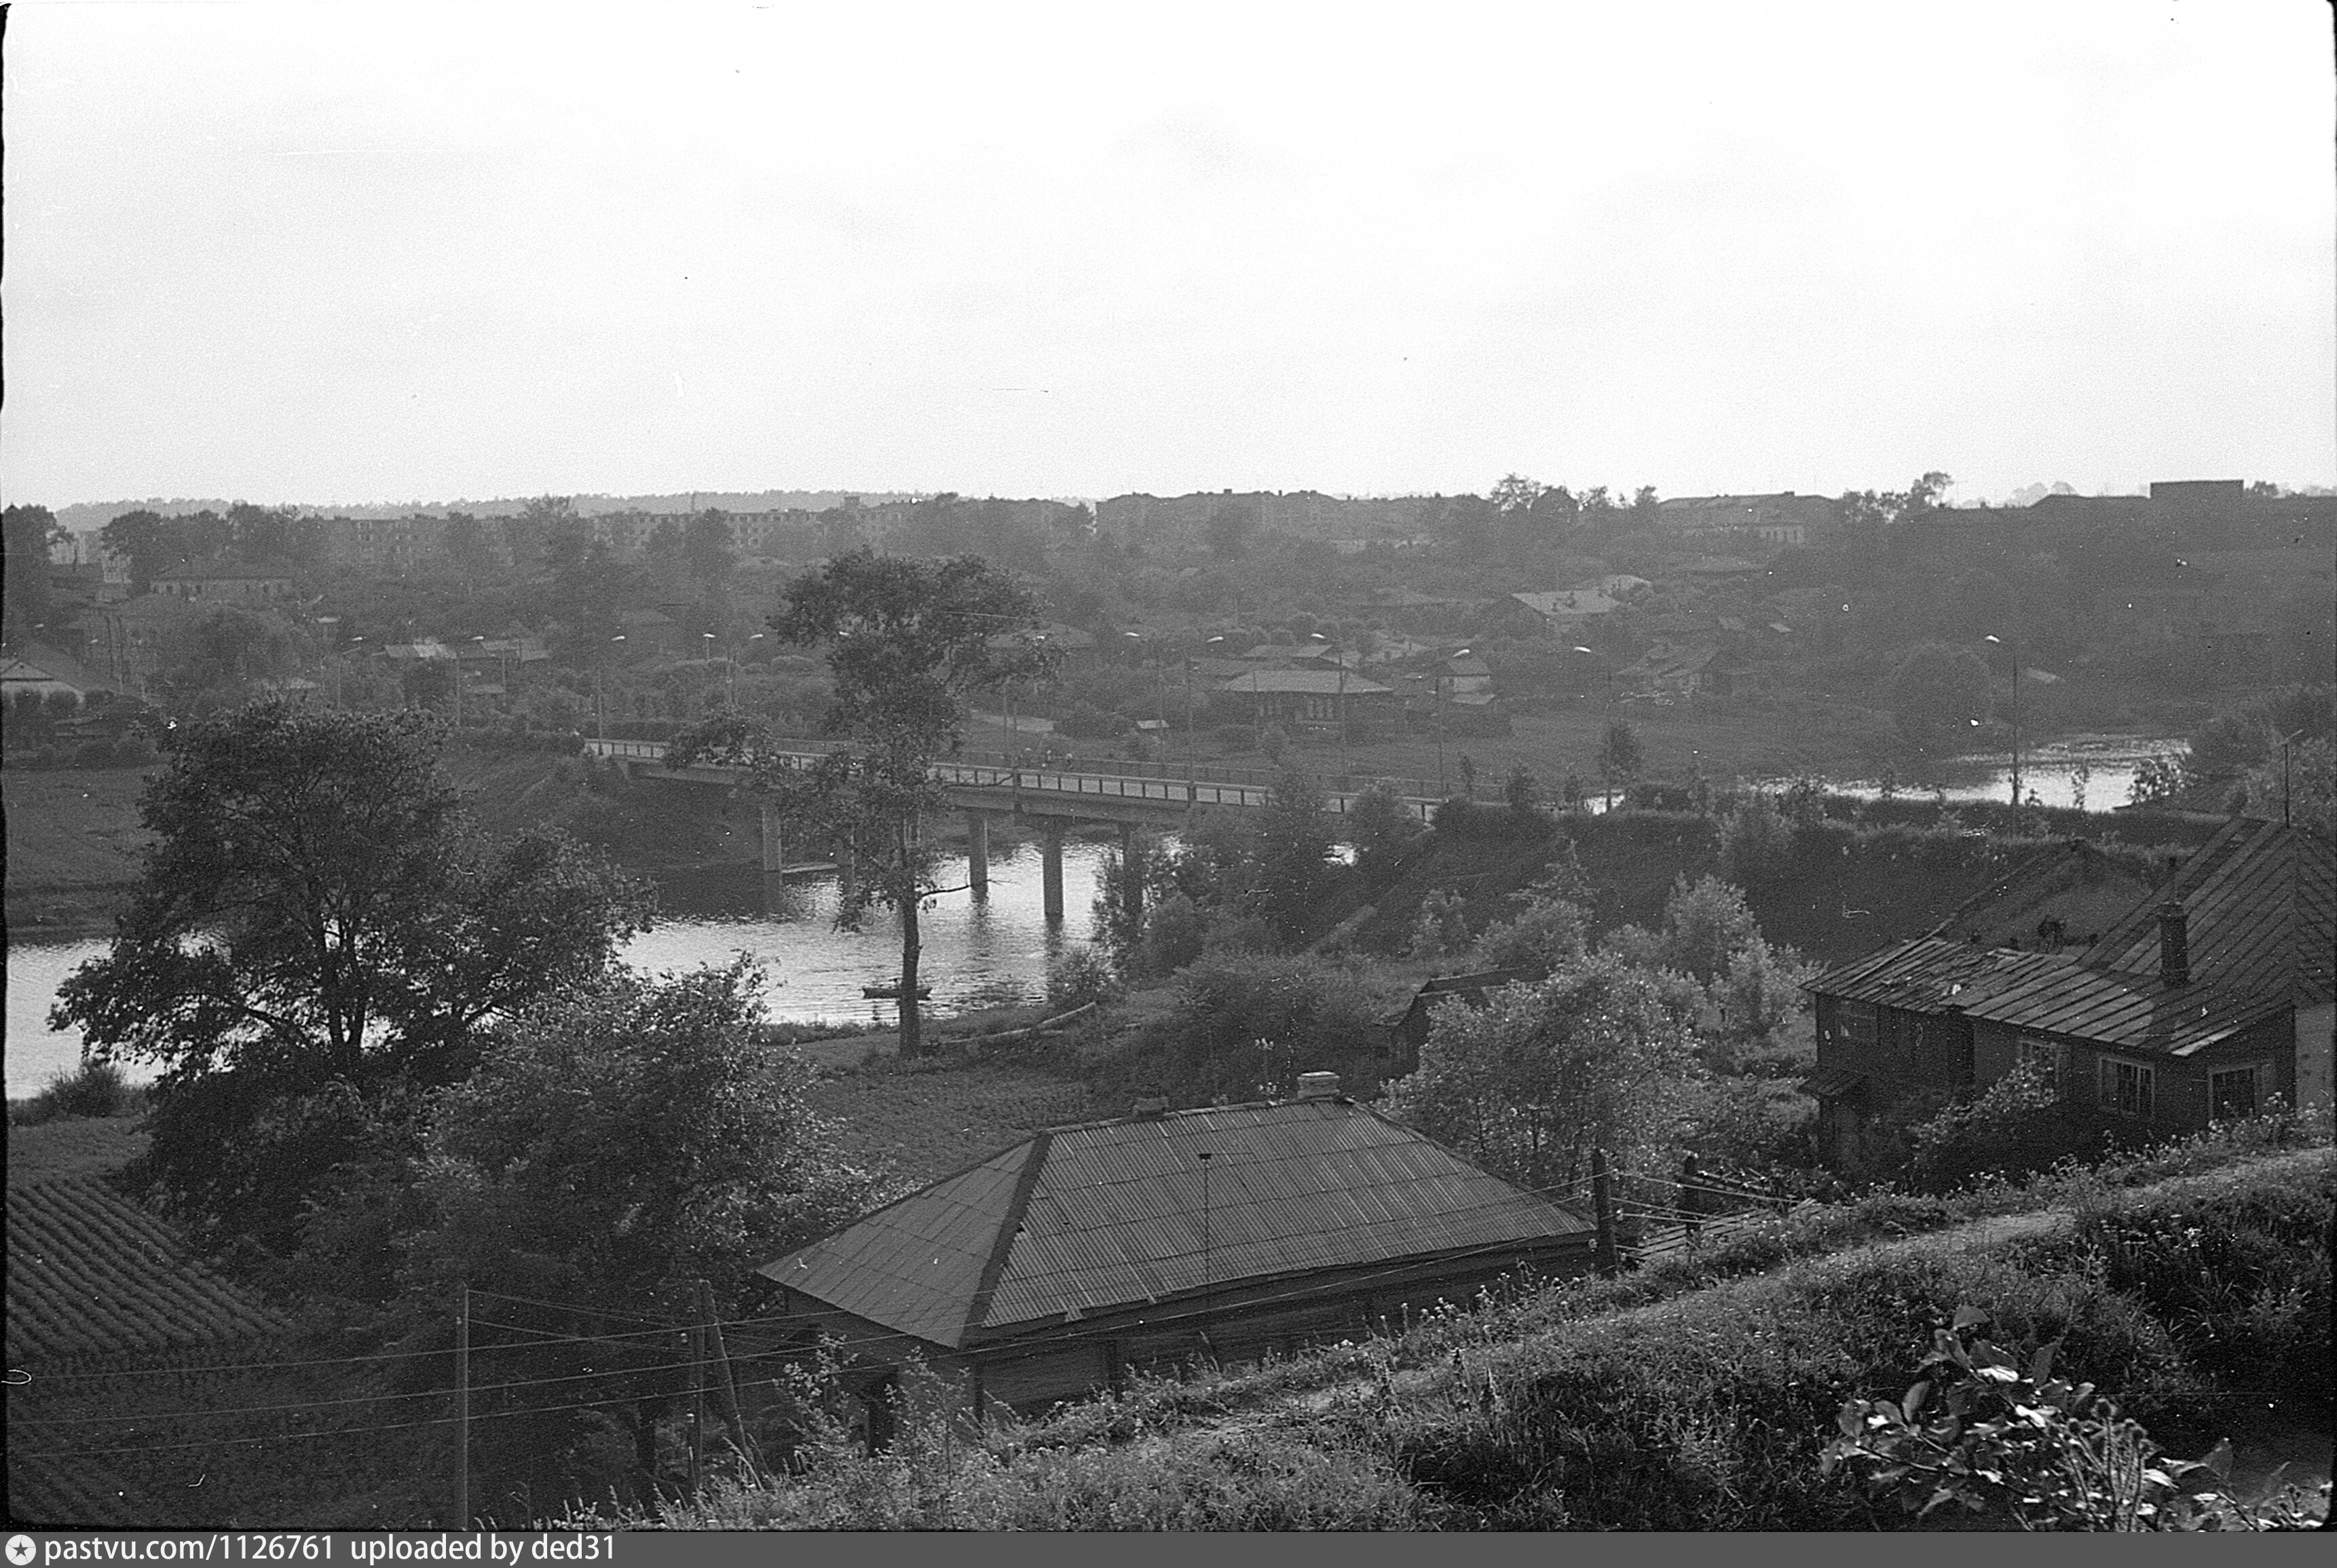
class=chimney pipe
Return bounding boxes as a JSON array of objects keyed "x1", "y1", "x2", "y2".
[
  {"x1": 2156, "y1": 901, "x2": 2190, "y2": 988},
  {"x1": 1295, "y1": 1071, "x2": 1342, "y2": 1100},
  {"x1": 1131, "y1": 1094, "x2": 1169, "y2": 1119}
]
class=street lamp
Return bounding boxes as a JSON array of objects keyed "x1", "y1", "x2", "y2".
[
  {"x1": 598, "y1": 634, "x2": 625, "y2": 741},
  {"x1": 1311, "y1": 631, "x2": 1348, "y2": 781},
  {"x1": 1984, "y1": 633, "x2": 2019, "y2": 806}
]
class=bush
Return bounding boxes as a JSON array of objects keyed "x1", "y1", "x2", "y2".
[
  {"x1": 1045, "y1": 946, "x2": 1121, "y2": 1013},
  {"x1": 24, "y1": 1055, "x2": 130, "y2": 1122},
  {"x1": 1906, "y1": 1058, "x2": 2106, "y2": 1193}
]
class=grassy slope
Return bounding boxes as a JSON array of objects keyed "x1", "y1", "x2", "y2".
[
  {"x1": 3, "y1": 766, "x2": 157, "y2": 935},
  {"x1": 638, "y1": 1141, "x2": 2332, "y2": 1531}
]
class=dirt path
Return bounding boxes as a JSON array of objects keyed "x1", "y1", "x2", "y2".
[{"x1": 1245, "y1": 1147, "x2": 2334, "y2": 1423}]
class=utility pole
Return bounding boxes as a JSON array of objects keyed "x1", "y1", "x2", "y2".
[
  {"x1": 1985, "y1": 633, "x2": 2020, "y2": 806},
  {"x1": 1591, "y1": 1149, "x2": 1620, "y2": 1277},
  {"x1": 453, "y1": 1283, "x2": 470, "y2": 1528}
]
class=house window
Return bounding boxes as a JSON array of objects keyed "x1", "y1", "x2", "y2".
[
  {"x1": 2098, "y1": 1058, "x2": 2156, "y2": 1119},
  {"x1": 2017, "y1": 1037, "x2": 2068, "y2": 1096},
  {"x1": 1836, "y1": 1001, "x2": 1877, "y2": 1048},
  {"x1": 2209, "y1": 1065, "x2": 2260, "y2": 1122}
]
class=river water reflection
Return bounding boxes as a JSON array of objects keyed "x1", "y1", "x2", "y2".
[
  {"x1": 5, "y1": 836, "x2": 1124, "y2": 1098},
  {"x1": 5, "y1": 742, "x2": 2190, "y2": 1097}
]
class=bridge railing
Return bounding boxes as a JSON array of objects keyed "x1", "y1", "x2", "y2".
[{"x1": 584, "y1": 737, "x2": 1457, "y2": 819}]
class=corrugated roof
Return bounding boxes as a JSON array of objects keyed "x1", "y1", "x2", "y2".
[
  {"x1": 762, "y1": 1100, "x2": 1592, "y2": 1350},
  {"x1": 1952, "y1": 949, "x2": 2280, "y2": 1058},
  {"x1": 1216, "y1": 669, "x2": 1394, "y2": 696},
  {"x1": 2080, "y1": 819, "x2": 2336, "y2": 1005},
  {"x1": 1805, "y1": 935, "x2": 2280, "y2": 1057},
  {"x1": 1804, "y1": 936, "x2": 1998, "y2": 1012}
]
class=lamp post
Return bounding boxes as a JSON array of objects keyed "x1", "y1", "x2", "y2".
[
  {"x1": 1311, "y1": 631, "x2": 1348, "y2": 781},
  {"x1": 1985, "y1": 633, "x2": 2019, "y2": 806},
  {"x1": 737, "y1": 632, "x2": 762, "y2": 709},
  {"x1": 598, "y1": 633, "x2": 625, "y2": 741}
]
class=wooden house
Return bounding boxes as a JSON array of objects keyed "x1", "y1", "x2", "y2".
[
  {"x1": 755, "y1": 1079, "x2": 1597, "y2": 1430},
  {"x1": 1803, "y1": 821, "x2": 2335, "y2": 1170},
  {"x1": 1215, "y1": 667, "x2": 1394, "y2": 730},
  {"x1": 1381, "y1": 967, "x2": 1542, "y2": 1072}
]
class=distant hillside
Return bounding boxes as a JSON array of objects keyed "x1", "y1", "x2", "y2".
[{"x1": 50, "y1": 489, "x2": 928, "y2": 533}]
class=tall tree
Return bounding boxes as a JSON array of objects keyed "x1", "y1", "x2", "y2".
[
  {"x1": 1598, "y1": 717, "x2": 1644, "y2": 806},
  {"x1": 1889, "y1": 641, "x2": 1992, "y2": 753},
  {"x1": 2, "y1": 502, "x2": 67, "y2": 640},
  {"x1": 670, "y1": 550, "x2": 1050, "y2": 1056},
  {"x1": 1384, "y1": 954, "x2": 1694, "y2": 1191},
  {"x1": 400, "y1": 960, "x2": 891, "y2": 1509},
  {"x1": 52, "y1": 703, "x2": 652, "y2": 1249}
]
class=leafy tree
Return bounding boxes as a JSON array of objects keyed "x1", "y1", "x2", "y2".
[
  {"x1": 166, "y1": 604, "x2": 309, "y2": 696},
  {"x1": 1503, "y1": 762, "x2": 1541, "y2": 818},
  {"x1": 1252, "y1": 765, "x2": 1337, "y2": 943},
  {"x1": 1347, "y1": 779, "x2": 1424, "y2": 880},
  {"x1": 226, "y1": 502, "x2": 321, "y2": 567},
  {"x1": 1384, "y1": 954, "x2": 1695, "y2": 1191},
  {"x1": 1598, "y1": 718, "x2": 1643, "y2": 804},
  {"x1": 1146, "y1": 953, "x2": 1383, "y2": 1104},
  {"x1": 1468, "y1": 895, "x2": 1587, "y2": 977},
  {"x1": 671, "y1": 550, "x2": 1049, "y2": 1056},
  {"x1": 1489, "y1": 474, "x2": 1551, "y2": 517},
  {"x1": 441, "y1": 514, "x2": 498, "y2": 578},
  {"x1": 100, "y1": 507, "x2": 229, "y2": 592},
  {"x1": 51, "y1": 703, "x2": 652, "y2": 1250},
  {"x1": 1890, "y1": 641, "x2": 1992, "y2": 753},
  {"x1": 3, "y1": 502, "x2": 67, "y2": 639},
  {"x1": 400, "y1": 960, "x2": 889, "y2": 1511},
  {"x1": 685, "y1": 510, "x2": 738, "y2": 589}
]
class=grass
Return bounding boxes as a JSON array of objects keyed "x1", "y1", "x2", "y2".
[
  {"x1": 1, "y1": 764, "x2": 158, "y2": 936},
  {"x1": 804, "y1": 1060, "x2": 1097, "y2": 1184},
  {"x1": 623, "y1": 1137, "x2": 2332, "y2": 1531}
]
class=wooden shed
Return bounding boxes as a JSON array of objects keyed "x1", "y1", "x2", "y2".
[{"x1": 754, "y1": 1080, "x2": 1597, "y2": 1427}]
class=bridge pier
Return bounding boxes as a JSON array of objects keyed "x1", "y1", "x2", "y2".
[
  {"x1": 965, "y1": 810, "x2": 990, "y2": 899},
  {"x1": 1040, "y1": 823, "x2": 1065, "y2": 925},
  {"x1": 759, "y1": 800, "x2": 784, "y2": 874}
]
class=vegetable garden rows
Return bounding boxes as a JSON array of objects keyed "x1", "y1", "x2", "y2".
[{"x1": 6, "y1": 1176, "x2": 288, "y2": 1362}]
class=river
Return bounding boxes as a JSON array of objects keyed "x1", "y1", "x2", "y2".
[
  {"x1": 5, "y1": 836, "x2": 1125, "y2": 1098},
  {"x1": 3, "y1": 739, "x2": 2189, "y2": 1098}
]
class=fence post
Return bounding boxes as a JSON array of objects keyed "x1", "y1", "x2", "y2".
[
  {"x1": 1591, "y1": 1150, "x2": 1620, "y2": 1277},
  {"x1": 688, "y1": 1318, "x2": 705, "y2": 1497}
]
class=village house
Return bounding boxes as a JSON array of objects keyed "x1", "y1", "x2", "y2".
[
  {"x1": 1501, "y1": 586, "x2": 1624, "y2": 635},
  {"x1": 755, "y1": 1079, "x2": 1598, "y2": 1430},
  {"x1": 1215, "y1": 667, "x2": 1394, "y2": 730},
  {"x1": 1801, "y1": 821, "x2": 2336, "y2": 1171},
  {"x1": 1380, "y1": 967, "x2": 1543, "y2": 1072},
  {"x1": 1654, "y1": 493, "x2": 1836, "y2": 546},
  {"x1": 150, "y1": 559, "x2": 296, "y2": 601}
]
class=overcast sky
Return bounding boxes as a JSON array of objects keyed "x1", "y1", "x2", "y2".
[{"x1": 4, "y1": 0, "x2": 2332, "y2": 510}]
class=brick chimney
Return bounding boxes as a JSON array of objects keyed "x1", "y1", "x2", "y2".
[
  {"x1": 1295, "y1": 1071, "x2": 1342, "y2": 1100},
  {"x1": 2156, "y1": 901, "x2": 2190, "y2": 988},
  {"x1": 1131, "y1": 1094, "x2": 1170, "y2": 1119}
]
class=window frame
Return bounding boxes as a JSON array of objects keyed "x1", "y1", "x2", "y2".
[
  {"x1": 2097, "y1": 1056, "x2": 2157, "y2": 1120},
  {"x1": 2016, "y1": 1035, "x2": 2070, "y2": 1097},
  {"x1": 2207, "y1": 1062, "x2": 2267, "y2": 1123}
]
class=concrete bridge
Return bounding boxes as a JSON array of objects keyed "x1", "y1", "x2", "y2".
[{"x1": 584, "y1": 737, "x2": 1443, "y2": 924}]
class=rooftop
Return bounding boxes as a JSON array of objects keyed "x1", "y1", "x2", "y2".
[{"x1": 761, "y1": 1097, "x2": 1592, "y2": 1351}]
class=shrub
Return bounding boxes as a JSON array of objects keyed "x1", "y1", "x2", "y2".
[
  {"x1": 1905, "y1": 1058, "x2": 2097, "y2": 1193},
  {"x1": 26, "y1": 1055, "x2": 130, "y2": 1121},
  {"x1": 1823, "y1": 1305, "x2": 2315, "y2": 1530},
  {"x1": 1045, "y1": 946, "x2": 1121, "y2": 1013}
]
